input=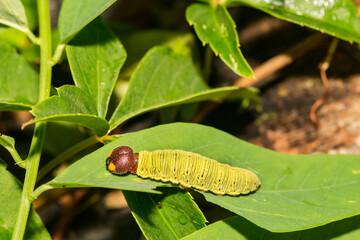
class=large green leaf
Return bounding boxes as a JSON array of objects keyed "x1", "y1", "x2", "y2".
[
  {"x1": 182, "y1": 215, "x2": 360, "y2": 240},
  {"x1": 186, "y1": 3, "x2": 253, "y2": 78},
  {"x1": 27, "y1": 85, "x2": 109, "y2": 136},
  {"x1": 109, "y1": 46, "x2": 257, "y2": 130},
  {"x1": 124, "y1": 188, "x2": 206, "y2": 240},
  {"x1": 0, "y1": 0, "x2": 30, "y2": 34},
  {"x1": 45, "y1": 123, "x2": 360, "y2": 232},
  {"x1": 229, "y1": 0, "x2": 360, "y2": 43},
  {"x1": 182, "y1": 216, "x2": 360, "y2": 240},
  {"x1": 67, "y1": 17, "x2": 126, "y2": 118},
  {"x1": 0, "y1": 42, "x2": 38, "y2": 111},
  {"x1": 0, "y1": 159, "x2": 50, "y2": 239},
  {"x1": 58, "y1": 0, "x2": 116, "y2": 44}
]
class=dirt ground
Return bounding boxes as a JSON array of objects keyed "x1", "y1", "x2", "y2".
[{"x1": 242, "y1": 74, "x2": 360, "y2": 155}]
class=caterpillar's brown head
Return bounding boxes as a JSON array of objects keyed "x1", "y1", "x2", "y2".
[{"x1": 106, "y1": 146, "x2": 138, "y2": 175}]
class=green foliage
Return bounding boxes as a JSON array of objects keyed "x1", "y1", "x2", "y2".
[
  {"x1": 29, "y1": 85, "x2": 110, "y2": 136},
  {"x1": 228, "y1": 0, "x2": 360, "y2": 43},
  {"x1": 21, "y1": 0, "x2": 38, "y2": 31},
  {"x1": 66, "y1": 17, "x2": 126, "y2": 118},
  {"x1": 0, "y1": 0, "x2": 29, "y2": 33},
  {"x1": 45, "y1": 123, "x2": 360, "y2": 232},
  {"x1": 118, "y1": 30, "x2": 198, "y2": 70},
  {"x1": 0, "y1": 42, "x2": 38, "y2": 111},
  {"x1": 182, "y1": 215, "x2": 360, "y2": 239},
  {"x1": 186, "y1": 3, "x2": 253, "y2": 77},
  {"x1": 109, "y1": 46, "x2": 254, "y2": 130},
  {"x1": 1, "y1": 0, "x2": 360, "y2": 239},
  {"x1": 124, "y1": 188, "x2": 207, "y2": 240},
  {"x1": 0, "y1": 159, "x2": 50, "y2": 239},
  {"x1": 58, "y1": 0, "x2": 116, "y2": 43}
]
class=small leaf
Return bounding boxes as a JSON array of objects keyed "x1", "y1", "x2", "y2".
[
  {"x1": 58, "y1": 0, "x2": 116, "y2": 44},
  {"x1": 0, "y1": 133, "x2": 14, "y2": 148},
  {"x1": 109, "y1": 46, "x2": 254, "y2": 130},
  {"x1": 0, "y1": 0, "x2": 29, "y2": 33},
  {"x1": 0, "y1": 159, "x2": 51, "y2": 239},
  {"x1": 0, "y1": 42, "x2": 38, "y2": 111},
  {"x1": 47, "y1": 123, "x2": 360, "y2": 232},
  {"x1": 124, "y1": 188, "x2": 206, "y2": 239},
  {"x1": 186, "y1": 3, "x2": 253, "y2": 77},
  {"x1": 28, "y1": 85, "x2": 109, "y2": 136},
  {"x1": 67, "y1": 17, "x2": 126, "y2": 118},
  {"x1": 229, "y1": 0, "x2": 360, "y2": 43},
  {"x1": 182, "y1": 215, "x2": 360, "y2": 240},
  {"x1": 0, "y1": 134, "x2": 24, "y2": 167}
]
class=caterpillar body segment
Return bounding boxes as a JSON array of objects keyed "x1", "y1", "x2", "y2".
[{"x1": 106, "y1": 146, "x2": 260, "y2": 196}]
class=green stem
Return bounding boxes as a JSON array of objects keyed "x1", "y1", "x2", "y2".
[
  {"x1": 12, "y1": 0, "x2": 52, "y2": 239},
  {"x1": 6, "y1": 145, "x2": 26, "y2": 168},
  {"x1": 11, "y1": 123, "x2": 47, "y2": 240},
  {"x1": 30, "y1": 184, "x2": 54, "y2": 202},
  {"x1": 38, "y1": 2, "x2": 52, "y2": 101},
  {"x1": 50, "y1": 43, "x2": 66, "y2": 66},
  {"x1": 37, "y1": 135, "x2": 99, "y2": 181},
  {"x1": 25, "y1": 29, "x2": 40, "y2": 45}
]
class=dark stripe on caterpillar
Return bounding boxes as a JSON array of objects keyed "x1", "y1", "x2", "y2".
[{"x1": 106, "y1": 146, "x2": 260, "y2": 196}]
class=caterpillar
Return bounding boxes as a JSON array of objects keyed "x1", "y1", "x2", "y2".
[{"x1": 106, "y1": 146, "x2": 260, "y2": 196}]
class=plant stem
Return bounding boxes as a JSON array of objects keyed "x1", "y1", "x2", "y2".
[
  {"x1": 30, "y1": 184, "x2": 54, "y2": 202},
  {"x1": 11, "y1": 123, "x2": 47, "y2": 240},
  {"x1": 50, "y1": 43, "x2": 65, "y2": 66},
  {"x1": 25, "y1": 29, "x2": 40, "y2": 45},
  {"x1": 37, "y1": 0, "x2": 52, "y2": 101},
  {"x1": 12, "y1": 0, "x2": 52, "y2": 239}
]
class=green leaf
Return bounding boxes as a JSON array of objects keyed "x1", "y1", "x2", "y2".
[
  {"x1": 0, "y1": 133, "x2": 24, "y2": 168},
  {"x1": 0, "y1": 0, "x2": 29, "y2": 33},
  {"x1": 124, "y1": 188, "x2": 206, "y2": 240},
  {"x1": 182, "y1": 215, "x2": 360, "y2": 240},
  {"x1": 21, "y1": 42, "x2": 39, "y2": 63},
  {"x1": 42, "y1": 122, "x2": 90, "y2": 156},
  {"x1": 0, "y1": 26, "x2": 28, "y2": 49},
  {"x1": 47, "y1": 123, "x2": 360, "y2": 232},
  {"x1": 21, "y1": 0, "x2": 38, "y2": 31},
  {"x1": 0, "y1": 42, "x2": 38, "y2": 111},
  {"x1": 66, "y1": 17, "x2": 126, "y2": 118},
  {"x1": 58, "y1": 0, "x2": 116, "y2": 44},
  {"x1": 186, "y1": 3, "x2": 253, "y2": 78},
  {"x1": 118, "y1": 30, "x2": 198, "y2": 70},
  {"x1": 0, "y1": 159, "x2": 50, "y2": 239},
  {"x1": 28, "y1": 85, "x2": 109, "y2": 136},
  {"x1": 109, "y1": 46, "x2": 256, "y2": 130},
  {"x1": 0, "y1": 133, "x2": 14, "y2": 148},
  {"x1": 229, "y1": 0, "x2": 360, "y2": 43}
]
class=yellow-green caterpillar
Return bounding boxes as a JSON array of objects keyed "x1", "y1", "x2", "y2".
[{"x1": 106, "y1": 146, "x2": 260, "y2": 196}]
